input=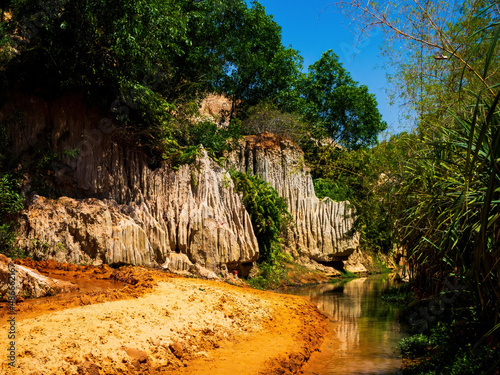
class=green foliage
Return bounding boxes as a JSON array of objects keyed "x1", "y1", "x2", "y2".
[
  {"x1": 339, "y1": 269, "x2": 358, "y2": 279},
  {"x1": 0, "y1": 174, "x2": 23, "y2": 215},
  {"x1": 187, "y1": 120, "x2": 242, "y2": 158},
  {"x1": 285, "y1": 50, "x2": 387, "y2": 150},
  {"x1": 0, "y1": 114, "x2": 24, "y2": 258},
  {"x1": 0, "y1": 176, "x2": 23, "y2": 258},
  {"x1": 398, "y1": 334, "x2": 430, "y2": 359},
  {"x1": 0, "y1": 222, "x2": 25, "y2": 258},
  {"x1": 246, "y1": 251, "x2": 291, "y2": 290},
  {"x1": 0, "y1": 221, "x2": 23, "y2": 258},
  {"x1": 373, "y1": 18, "x2": 500, "y2": 374},
  {"x1": 6, "y1": 0, "x2": 187, "y2": 93},
  {"x1": 398, "y1": 22, "x2": 500, "y2": 330},
  {"x1": 165, "y1": 144, "x2": 202, "y2": 170},
  {"x1": 400, "y1": 323, "x2": 499, "y2": 375},
  {"x1": 214, "y1": 2, "x2": 303, "y2": 114},
  {"x1": 0, "y1": 15, "x2": 11, "y2": 68},
  {"x1": 0, "y1": 0, "x2": 389, "y2": 176},
  {"x1": 241, "y1": 103, "x2": 309, "y2": 144},
  {"x1": 1, "y1": 0, "x2": 304, "y2": 136},
  {"x1": 381, "y1": 283, "x2": 415, "y2": 306},
  {"x1": 116, "y1": 81, "x2": 177, "y2": 138},
  {"x1": 369, "y1": 255, "x2": 393, "y2": 274},
  {"x1": 340, "y1": 0, "x2": 500, "y2": 132},
  {"x1": 163, "y1": 118, "x2": 242, "y2": 169},
  {"x1": 229, "y1": 170, "x2": 291, "y2": 263},
  {"x1": 304, "y1": 132, "x2": 417, "y2": 254},
  {"x1": 313, "y1": 177, "x2": 351, "y2": 202},
  {"x1": 190, "y1": 170, "x2": 198, "y2": 190}
]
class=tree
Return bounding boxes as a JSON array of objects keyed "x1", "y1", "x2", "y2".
[
  {"x1": 327, "y1": 1, "x2": 500, "y2": 365},
  {"x1": 229, "y1": 170, "x2": 291, "y2": 263},
  {"x1": 293, "y1": 50, "x2": 387, "y2": 150},
  {"x1": 212, "y1": 1, "x2": 303, "y2": 116},
  {"x1": 308, "y1": 131, "x2": 417, "y2": 253},
  {"x1": 329, "y1": 0, "x2": 500, "y2": 132},
  {"x1": 1, "y1": 0, "x2": 306, "y2": 155}
]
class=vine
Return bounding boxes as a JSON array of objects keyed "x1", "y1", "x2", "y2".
[{"x1": 229, "y1": 170, "x2": 291, "y2": 264}]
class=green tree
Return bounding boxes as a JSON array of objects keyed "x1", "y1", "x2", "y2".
[
  {"x1": 213, "y1": 1, "x2": 303, "y2": 117},
  {"x1": 333, "y1": 0, "x2": 500, "y2": 132},
  {"x1": 333, "y1": 1, "x2": 500, "y2": 366},
  {"x1": 291, "y1": 50, "x2": 387, "y2": 150},
  {"x1": 1, "y1": 0, "x2": 305, "y2": 156},
  {"x1": 307, "y1": 132, "x2": 416, "y2": 253}
]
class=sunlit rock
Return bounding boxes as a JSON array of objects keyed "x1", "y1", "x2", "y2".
[
  {"x1": 226, "y1": 133, "x2": 360, "y2": 262},
  {"x1": 0, "y1": 254, "x2": 78, "y2": 300},
  {"x1": 6, "y1": 94, "x2": 258, "y2": 276}
]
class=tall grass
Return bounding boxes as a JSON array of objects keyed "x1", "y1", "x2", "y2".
[{"x1": 401, "y1": 20, "x2": 500, "y2": 349}]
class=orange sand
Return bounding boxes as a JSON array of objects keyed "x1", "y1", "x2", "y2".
[{"x1": 1, "y1": 262, "x2": 327, "y2": 374}]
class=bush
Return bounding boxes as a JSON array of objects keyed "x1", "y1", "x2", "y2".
[
  {"x1": 229, "y1": 170, "x2": 291, "y2": 263},
  {"x1": 241, "y1": 104, "x2": 309, "y2": 144},
  {"x1": 0, "y1": 173, "x2": 24, "y2": 258},
  {"x1": 399, "y1": 318, "x2": 500, "y2": 374},
  {"x1": 313, "y1": 177, "x2": 351, "y2": 202},
  {"x1": 247, "y1": 251, "x2": 292, "y2": 290},
  {"x1": 398, "y1": 334, "x2": 430, "y2": 359},
  {"x1": 339, "y1": 269, "x2": 358, "y2": 279},
  {"x1": 188, "y1": 119, "x2": 242, "y2": 157},
  {"x1": 0, "y1": 174, "x2": 23, "y2": 214},
  {"x1": 381, "y1": 284, "x2": 414, "y2": 305}
]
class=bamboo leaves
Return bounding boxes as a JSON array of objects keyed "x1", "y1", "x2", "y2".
[{"x1": 400, "y1": 21, "x2": 500, "y2": 337}]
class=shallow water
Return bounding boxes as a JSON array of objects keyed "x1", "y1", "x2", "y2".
[
  {"x1": 40, "y1": 269, "x2": 126, "y2": 293},
  {"x1": 287, "y1": 275, "x2": 406, "y2": 375},
  {"x1": 4, "y1": 269, "x2": 126, "y2": 310}
]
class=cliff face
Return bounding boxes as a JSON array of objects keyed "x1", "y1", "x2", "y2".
[
  {"x1": 2, "y1": 94, "x2": 360, "y2": 274},
  {"x1": 226, "y1": 133, "x2": 359, "y2": 263},
  {"x1": 3, "y1": 93, "x2": 258, "y2": 275}
]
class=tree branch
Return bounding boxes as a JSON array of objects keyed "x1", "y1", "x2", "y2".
[{"x1": 328, "y1": 0, "x2": 495, "y2": 96}]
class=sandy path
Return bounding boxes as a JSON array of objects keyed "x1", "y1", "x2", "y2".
[{"x1": 1, "y1": 273, "x2": 327, "y2": 375}]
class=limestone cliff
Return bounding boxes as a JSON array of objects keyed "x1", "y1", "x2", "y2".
[
  {"x1": 3, "y1": 93, "x2": 258, "y2": 275},
  {"x1": 226, "y1": 133, "x2": 360, "y2": 263},
  {"x1": 2, "y1": 94, "x2": 361, "y2": 275}
]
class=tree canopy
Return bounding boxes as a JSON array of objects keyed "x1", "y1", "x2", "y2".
[
  {"x1": 283, "y1": 50, "x2": 387, "y2": 150},
  {"x1": 317, "y1": 1, "x2": 500, "y2": 370},
  {"x1": 0, "y1": 0, "x2": 387, "y2": 153},
  {"x1": 333, "y1": 0, "x2": 500, "y2": 132}
]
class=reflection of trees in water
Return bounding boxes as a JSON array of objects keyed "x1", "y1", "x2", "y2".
[
  {"x1": 298, "y1": 278, "x2": 372, "y2": 320},
  {"x1": 289, "y1": 276, "x2": 402, "y2": 356},
  {"x1": 318, "y1": 278, "x2": 370, "y2": 351}
]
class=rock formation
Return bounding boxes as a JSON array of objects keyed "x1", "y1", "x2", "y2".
[
  {"x1": 0, "y1": 254, "x2": 78, "y2": 300},
  {"x1": 226, "y1": 133, "x2": 360, "y2": 263},
  {"x1": 2, "y1": 94, "x2": 361, "y2": 275},
  {"x1": 4, "y1": 93, "x2": 258, "y2": 276}
]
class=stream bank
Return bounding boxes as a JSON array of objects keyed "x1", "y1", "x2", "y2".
[{"x1": 0, "y1": 261, "x2": 328, "y2": 375}]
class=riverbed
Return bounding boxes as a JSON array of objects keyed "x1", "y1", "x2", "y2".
[{"x1": 0, "y1": 264, "x2": 328, "y2": 375}]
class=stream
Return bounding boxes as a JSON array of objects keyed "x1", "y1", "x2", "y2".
[{"x1": 287, "y1": 275, "x2": 406, "y2": 375}]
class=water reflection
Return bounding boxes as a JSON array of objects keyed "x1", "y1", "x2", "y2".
[{"x1": 288, "y1": 276, "x2": 405, "y2": 375}]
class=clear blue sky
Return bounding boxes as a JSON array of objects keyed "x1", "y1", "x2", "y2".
[{"x1": 256, "y1": 0, "x2": 407, "y2": 136}]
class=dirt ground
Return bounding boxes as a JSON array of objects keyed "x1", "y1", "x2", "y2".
[{"x1": 0, "y1": 261, "x2": 328, "y2": 375}]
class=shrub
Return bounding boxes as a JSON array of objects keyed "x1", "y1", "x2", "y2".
[
  {"x1": 229, "y1": 170, "x2": 291, "y2": 263},
  {"x1": 398, "y1": 334, "x2": 430, "y2": 358}
]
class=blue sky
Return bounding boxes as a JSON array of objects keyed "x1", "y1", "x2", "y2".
[{"x1": 256, "y1": 0, "x2": 407, "y2": 136}]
